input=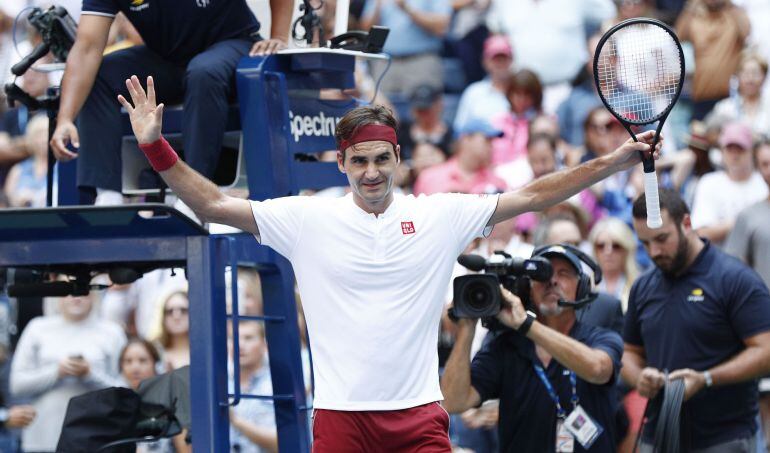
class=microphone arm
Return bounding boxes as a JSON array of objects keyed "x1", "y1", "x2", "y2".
[{"x1": 557, "y1": 292, "x2": 599, "y2": 309}]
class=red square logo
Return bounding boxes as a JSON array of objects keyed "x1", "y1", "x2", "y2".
[{"x1": 401, "y1": 221, "x2": 415, "y2": 235}]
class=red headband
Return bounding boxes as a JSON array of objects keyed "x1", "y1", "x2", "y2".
[{"x1": 339, "y1": 124, "x2": 398, "y2": 151}]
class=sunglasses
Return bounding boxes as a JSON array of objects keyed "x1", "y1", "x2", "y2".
[
  {"x1": 164, "y1": 307, "x2": 189, "y2": 316},
  {"x1": 595, "y1": 241, "x2": 624, "y2": 251}
]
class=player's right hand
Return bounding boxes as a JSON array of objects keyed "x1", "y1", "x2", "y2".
[
  {"x1": 636, "y1": 367, "x2": 666, "y2": 398},
  {"x1": 50, "y1": 120, "x2": 79, "y2": 161},
  {"x1": 117, "y1": 75, "x2": 163, "y2": 145}
]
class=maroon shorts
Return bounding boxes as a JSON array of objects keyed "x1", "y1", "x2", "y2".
[{"x1": 312, "y1": 401, "x2": 451, "y2": 452}]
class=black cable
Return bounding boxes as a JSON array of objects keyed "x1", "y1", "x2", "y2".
[
  {"x1": 632, "y1": 375, "x2": 686, "y2": 453},
  {"x1": 653, "y1": 375, "x2": 685, "y2": 453}
]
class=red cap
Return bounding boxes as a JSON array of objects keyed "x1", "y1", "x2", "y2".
[{"x1": 483, "y1": 35, "x2": 513, "y2": 60}]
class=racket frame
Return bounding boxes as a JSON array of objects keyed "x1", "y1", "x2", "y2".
[{"x1": 592, "y1": 17, "x2": 685, "y2": 173}]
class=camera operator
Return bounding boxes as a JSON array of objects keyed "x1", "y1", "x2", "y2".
[{"x1": 442, "y1": 245, "x2": 623, "y2": 452}]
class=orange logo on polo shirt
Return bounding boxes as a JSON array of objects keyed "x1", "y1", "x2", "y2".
[
  {"x1": 401, "y1": 221, "x2": 415, "y2": 235},
  {"x1": 687, "y1": 288, "x2": 705, "y2": 303}
]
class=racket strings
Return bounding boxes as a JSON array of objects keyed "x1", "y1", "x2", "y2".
[{"x1": 596, "y1": 23, "x2": 681, "y2": 123}]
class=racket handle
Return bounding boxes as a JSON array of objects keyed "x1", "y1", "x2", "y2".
[{"x1": 643, "y1": 170, "x2": 663, "y2": 229}]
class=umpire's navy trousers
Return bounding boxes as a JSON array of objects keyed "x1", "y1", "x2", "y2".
[{"x1": 76, "y1": 38, "x2": 252, "y2": 192}]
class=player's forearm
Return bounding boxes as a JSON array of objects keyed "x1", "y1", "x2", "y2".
[
  {"x1": 708, "y1": 344, "x2": 770, "y2": 387},
  {"x1": 520, "y1": 154, "x2": 617, "y2": 212},
  {"x1": 58, "y1": 42, "x2": 107, "y2": 122},
  {"x1": 527, "y1": 322, "x2": 614, "y2": 384},
  {"x1": 157, "y1": 157, "x2": 230, "y2": 224},
  {"x1": 440, "y1": 323, "x2": 478, "y2": 413}
]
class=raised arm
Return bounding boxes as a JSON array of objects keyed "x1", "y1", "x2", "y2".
[
  {"x1": 488, "y1": 130, "x2": 660, "y2": 225},
  {"x1": 118, "y1": 75, "x2": 258, "y2": 233}
]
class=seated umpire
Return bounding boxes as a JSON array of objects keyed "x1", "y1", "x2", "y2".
[
  {"x1": 50, "y1": 0, "x2": 292, "y2": 203},
  {"x1": 442, "y1": 245, "x2": 622, "y2": 452}
]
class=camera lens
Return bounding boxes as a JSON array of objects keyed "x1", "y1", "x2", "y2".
[{"x1": 465, "y1": 281, "x2": 493, "y2": 312}]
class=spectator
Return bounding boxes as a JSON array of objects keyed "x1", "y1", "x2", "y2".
[
  {"x1": 360, "y1": 0, "x2": 451, "y2": 97},
  {"x1": 486, "y1": 0, "x2": 615, "y2": 88},
  {"x1": 724, "y1": 138, "x2": 770, "y2": 450},
  {"x1": 624, "y1": 189, "x2": 770, "y2": 451},
  {"x1": 413, "y1": 118, "x2": 507, "y2": 195},
  {"x1": 228, "y1": 321, "x2": 278, "y2": 453},
  {"x1": 118, "y1": 338, "x2": 185, "y2": 453},
  {"x1": 0, "y1": 344, "x2": 35, "y2": 453},
  {"x1": 10, "y1": 287, "x2": 125, "y2": 452},
  {"x1": 397, "y1": 84, "x2": 453, "y2": 161},
  {"x1": 155, "y1": 290, "x2": 190, "y2": 371},
  {"x1": 4, "y1": 114, "x2": 48, "y2": 208},
  {"x1": 691, "y1": 122, "x2": 768, "y2": 245},
  {"x1": 120, "y1": 338, "x2": 160, "y2": 390},
  {"x1": 708, "y1": 52, "x2": 770, "y2": 136},
  {"x1": 49, "y1": 0, "x2": 292, "y2": 204},
  {"x1": 491, "y1": 69, "x2": 543, "y2": 165},
  {"x1": 442, "y1": 244, "x2": 623, "y2": 452},
  {"x1": 556, "y1": 33, "x2": 604, "y2": 148},
  {"x1": 453, "y1": 34, "x2": 512, "y2": 131},
  {"x1": 588, "y1": 217, "x2": 639, "y2": 313},
  {"x1": 496, "y1": 132, "x2": 557, "y2": 190},
  {"x1": 445, "y1": 0, "x2": 491, "y2": 85},
  {"x1": 676, "y1": 0, "x2": 751, "y2": 119}
]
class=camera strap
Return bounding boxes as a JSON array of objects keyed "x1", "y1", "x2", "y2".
[{"x1": 533, "y1": 364, "x2": 578, "y2": 419}]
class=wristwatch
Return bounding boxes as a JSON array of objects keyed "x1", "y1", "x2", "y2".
[
  {"x1": 0, "y1": 408, "x2": 9, "y2": 425},
  {"x1": 702, "y1": 370, "x2": 713, "y2": 388},
  {"x1": 516, "y1": 310, "x2": 537, "y2": 335}
]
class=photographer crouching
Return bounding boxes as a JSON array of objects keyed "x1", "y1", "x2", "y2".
[{"x1": 441, "y1": 245, "x2": 622, "y2": 453}]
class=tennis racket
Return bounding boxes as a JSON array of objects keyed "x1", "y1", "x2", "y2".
[{"x1": 593, "y1": 18, "x2": 685, "y2": 229}]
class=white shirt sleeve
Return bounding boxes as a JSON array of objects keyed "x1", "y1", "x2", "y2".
[
  {"x1": 10, "y1": 319, "x2": 60, "y2": 398},
  {"x1": 435, "y1": 193, "x2": 500, "y2": 255},
  {"x1": 249, "y1": 196, "x2": 311, "y2": 259}
]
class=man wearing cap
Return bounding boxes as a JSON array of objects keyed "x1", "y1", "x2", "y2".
[
  {"x1": 118, "y1": 74, "x2": 659, "y2": 450},
  {"x1": 413, "y1": 118, "x2": 508, "y2": 195},
  {"x1": 691, "y1": 121, "x2": 768, "y2": 245},
  {"x1": 453, "y1": 35, "x2": 513, "y2": 131},
  {"x1": 442, "y1": 245, "x2": 623, "y2": 453}
]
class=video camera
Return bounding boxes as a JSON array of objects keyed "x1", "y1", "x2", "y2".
[
  {"x1": 452, "y1": 251, "x2": 553, "y2": 320},
  {"x1": 10, "y1": 6, "x2": 77, "y2": 78},
  {"x1": 451, "y1": 244, "x2": 604, "y2": 326}
]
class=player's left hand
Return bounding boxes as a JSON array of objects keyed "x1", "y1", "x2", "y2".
[
  {"x1": 613, "y1": 130, "x2": 662, "y2": 171},
  {"x1": 668, "y1": 368, "x2": 706, "y2": 401},
  {"x1": 250, "y1": 37, "x2": 287, "y2": 56}
]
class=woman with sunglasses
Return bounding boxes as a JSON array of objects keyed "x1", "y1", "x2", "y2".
[
  {"x1": 155, "y1": 290, "x2": 190, "y2": 372},
  {"x1": 588, "y1": 217, "x2": 640, "y2": 313}
]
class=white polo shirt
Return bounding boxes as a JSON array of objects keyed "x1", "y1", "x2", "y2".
[{"x1": 250, "y1": 192, "x2": 498, "y2": 411}]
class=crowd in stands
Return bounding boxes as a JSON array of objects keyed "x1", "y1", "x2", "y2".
[{"x1": 0, "y1": 0, "x2": 769, "y2": 452}]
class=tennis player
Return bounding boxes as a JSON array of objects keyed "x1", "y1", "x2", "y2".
[{"x1": 118, "y1": 74, "x2": 659, "y2": 451}]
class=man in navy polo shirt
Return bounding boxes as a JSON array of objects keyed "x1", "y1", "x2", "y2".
[
  {"x1": 442, "y1": 245, "x2": 623, "y2": 452},
  {"x1": 624, "y1": 189, "x2": 770, "y2": 452},
  {"x1": 49, "y1": 0, "x2": 292, "y2": 203}
]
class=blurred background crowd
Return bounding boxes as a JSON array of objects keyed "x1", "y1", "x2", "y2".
[{"x1": 0, "y1": 0, "x2": 769, "y2": 452}]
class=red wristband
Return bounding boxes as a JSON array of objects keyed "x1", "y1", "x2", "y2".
[{"x1": 138, "y1": 136, "x2": 178, "y2": 172}]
